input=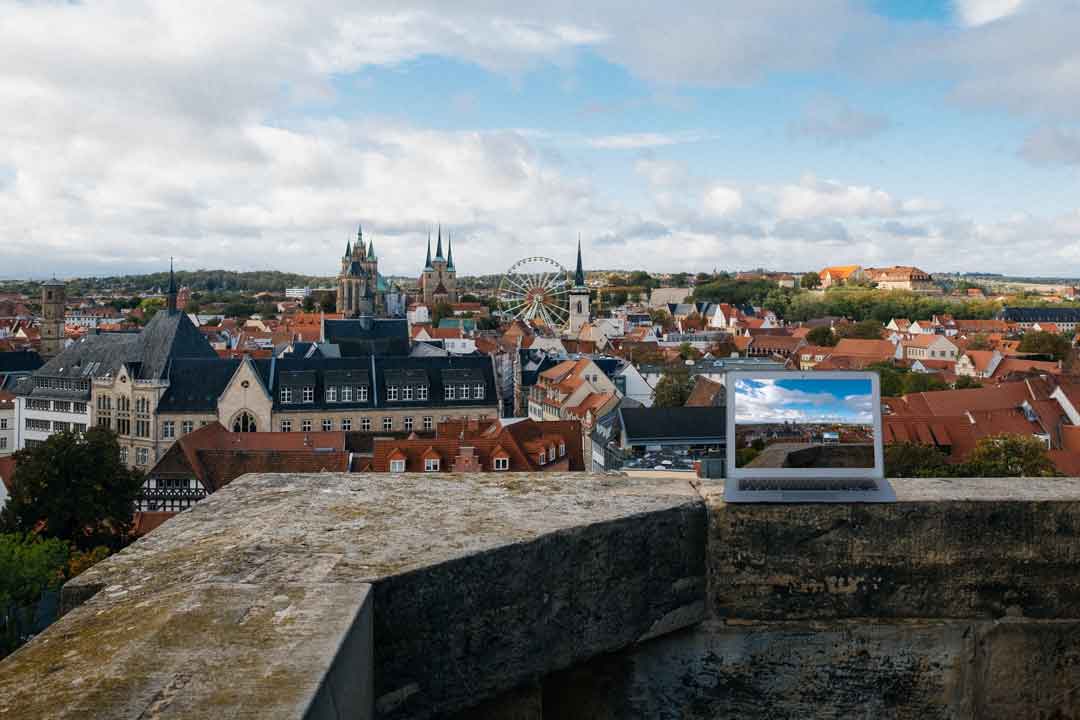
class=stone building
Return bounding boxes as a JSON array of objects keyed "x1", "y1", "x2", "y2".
[
  {"x1": 39, "y1": 278, "x2": 66, "y2": 357},
  {"x1": 337, "y1": 225, "x2": 390, "y2": 317},
  {"x1": 419, "y1": 226, "x2": 458, "y2": 306}
]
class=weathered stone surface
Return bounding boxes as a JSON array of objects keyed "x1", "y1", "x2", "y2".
[
  {"x1": 544, "y1": 620, "x2": 974, "y2": 719},
  {"x1": 0, "y1": 581, "x2": 373, "y2": 719},
  {"x1": 703, "y1": 477, "x2": 1080, "y2": 620},
  {"x1": 0, "y1": 472, "x2": 705, "y2": 720}
]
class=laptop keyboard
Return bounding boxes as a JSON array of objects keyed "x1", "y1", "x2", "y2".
[{"x1": 737, "y1": 478, "x2": 880, "y2": 492}]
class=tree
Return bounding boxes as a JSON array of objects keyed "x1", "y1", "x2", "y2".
[
  {"x1": 966, "y1": 333, "x2": 991, "y2": 351},
  {"x1": 958, "y1": 434, "x2": 1060, "y2": 477},
  {"x1": 432, "y1": 301, "x2": 454, "y2": 327},
  {"x1": 301, "y1": 295, "x2": 316, "y2": 312},
  {"x1": 319, "y1": 295, "x2": 337, "y2": 314},
  {"x1": 801, "y1": 272, "x2": 822, "y2": 290},
  {"x1": 836, "y1": 319, "x2": 884, "y2": 340},
  {"x1": 652, "y1": 369, "x2": 694, "y2": 408},
  {"x1": 954, "y1": 376, "x2": 982, "y2": 390},
  {"x1": 806, "y1": 325, "x2": 836, "y2": 347},
  {"x1": 885, "y1": 442, "x2": 952, "y2": 478},
  {"x1": 1, "y1": 429, "x2": 144, "y2": 550},
  {"x1": 1018, "y1": 331, "x2": 1071, "y2": 362}
]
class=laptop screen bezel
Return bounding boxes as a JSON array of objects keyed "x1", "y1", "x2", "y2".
[{"x1": 725, "y1": 370, "x2": 884, "y2": 481}]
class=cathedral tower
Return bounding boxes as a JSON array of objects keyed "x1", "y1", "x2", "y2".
[{"x1": 568, "y1": 237, "x2": 590, "y2": 335}]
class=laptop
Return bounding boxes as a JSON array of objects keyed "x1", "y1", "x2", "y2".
[{"x1": 724, "y1": 370, "x2": 896, "y2": 503}]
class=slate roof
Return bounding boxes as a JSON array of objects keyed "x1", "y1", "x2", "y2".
[
  {"x1": 1001, "y1": 307, "x2": 1080, "y2": 323},
  {"x1": 157, "y1": 359, "x2": 242, "y2": 413},
  {"x1": 619, "y1": 406, "x2": 727, "y2": 444},
  {"x1": 0, "y1": 351, "x2": 43, "y2": 374}
]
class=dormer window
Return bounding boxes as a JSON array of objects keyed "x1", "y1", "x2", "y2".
[
  {"x1": 326, "y1": 386, "x2": 337, "y2": 403},
  {"x1": 559, "y1": 442, "x2": 566, "y2": 457},
  {"x1": 418, "y1": 385, "x2": 429, "y2": 401},
  {"x1": 493, "y1": 456, "x2": 509, "y2": 471},
  {"x1": 538, "y1": 453, "x2": 546, "y2": 465},
  {"x1": 302, "y1": 386, "x2": 314, "y2": 403},
  {"x1": 280, "y1": 387, "x2": 293, "y2": 404},
  {"x1": 445, "y1": 385, "x2": 456, "y2": 401},
  {"x1": 388, "y1": 386, "x2": 399, "y2": 401},
  {"x1": 403, "y1": 386, "x2": 413, "y2": 401},
  {"x1": 474, "y1": 383, "x2": 485, "y2": 399},
  {"x1": 424, "y1": 457, "x2": 440, "y2": 472},
  {"x1": 548, "y1": 445, "x2": 555, "y2": 461}
]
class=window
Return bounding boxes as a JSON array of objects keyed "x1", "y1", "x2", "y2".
[
  {"x1": 73, "y1": 423, "x2": 86, "y2": 434},
  {"x1": 424, "y1": 457, "x2": 440, "y2": 472},
  {"x1": 423, "y1": 416, "x2": 433, "y2": 431},
  {"x1": 301, "y1": 419, "x2": 312, "y2": 432},
  {"x1": 135, "y1": 419, "x2": 150, "y2": 438},
  {"x1": 73, "y1": 402, "x2": 87, "y2": 414},
  {"x1": 474, "y1": 384, "x2": 485, "y2": 400},
  {"x1": 0, "y1": 437, "x2": 6, "y2": 450},
  {"x1": 559, "y1": 442, "x2": 566, "y2": 457},
  {"x1": 388, "y1": 386, "x2": 399, "y2": 401},
  {"x1": 232, "y1": 412, "x2": 257, "y2": 433},
  {"x1": 493, "y1": 456, "x2": 509, "y2": 470},
  {"x1": 53, "y1": 400, "x2": 71, "y2": 413},
  {"x1": 116, "y1": 417, "x2": 131, "y2": 435},
  {"x1": 326, "y1": 386, "x2": 337, "y2": 403},
  {"x1": 302, "y1": 386, "x2": 315, "y2": 403},
  {"x1": 390, "y1": 459, "x2": 406, "y2": 472},
  {"x1": 445, "y1": 385, "x2": 455, "y2": 401},
  {"x1": 538, "y1": 453, "x2": 546, "y2": 465},
  {"x1": 136, "y1": 447, "x2": 149, "y2": 466},
  {"x1": 120, "y1": 447, "x2": 128, "y2": 464},
  {"x1": 341, "y1": 418, "x2": 352, "y2": 431},
  {"x1": 97, "y1": 395, "x2": 112, "y2": 411},
  {"x1": 417, "y1": 385, "x2": 428, "y2": 401},
  {"x1": 548, "y1": 445, "x2": 555, "y2": 462},
  {"x1": 461, "y1": 385, "x2": 470, "y2": 400},
  {"x1": 403, "y1": 386, "x2": 413, "y2": 401},
  {"x1": 0, "y1": 418, "x2": 6, "y2": 430},
  {"x1": 162, "y1": 421, "x2": 175, "y2": 439},
  {"x1": 280, "y1": 386, "x2": 293, "y2": 404},
  {"x1": 281, "y1": 419, "x2": 292, "y2": 432},
  {"x1": 403, "y1": 417, "x2": 413, "y2": 431},
  {"x1": 358, "y1": 386, "x2": 368, "y2": 402},
  {"x1": 322, "y1": 418, "x2": 333, "y2": 432},
  {"x1": 383, "y1": 417, "x2": 393, "y2": 431},
  {"x1": 361, "y1": 417, "x2": 371, "y2": 431},
  {"x1": 341, "y1": 385, "x2": 353, "y2": 402},
  {"x1": 182, "y1": 420, "x2": 194, "y2": 435},
  {"x1": 53, "y1": 421, "x2": 70, "y2": 433}
]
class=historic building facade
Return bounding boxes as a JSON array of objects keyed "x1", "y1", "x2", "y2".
[
  {"x1": 569, "y1": 239, "x2": 591, "y2": 335},
  {"x1": 419, "y1": 226, "x2": 458, "y2": 306},
  {"x1": 337, "y1": 225, "x2": 389, "y2": 317}
]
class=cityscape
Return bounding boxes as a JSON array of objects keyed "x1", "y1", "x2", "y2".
[{"x1": 2, "y1": 1, "x2": 1080, "y2": 718}]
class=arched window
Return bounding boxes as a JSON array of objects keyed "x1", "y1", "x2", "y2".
[{"x1": 232, "y1": 412, "x2": 257, "y2": 433}]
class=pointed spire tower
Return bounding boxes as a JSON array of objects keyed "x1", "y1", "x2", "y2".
[
  {"x1": 425, "y1": 231, "x2": 433, "y2": 270},
  {"x1": 167, "y1": 257, "x2": 178, "y2": 313},
  {"x1": 355, "y1": 224, "x2": 365, "y2": 258},
  {"x1": 568, "y1": 235, "x2": 590, "y2": 335},
  {"x1": 366, "y1": 234, "x2": 376, "y2": 260},
  {"x1": 435, "y1": 224, "x2": 444, "y2": 260},
  {"x1": 446, "y1": 231, "x2": 455, "y2": 271}
]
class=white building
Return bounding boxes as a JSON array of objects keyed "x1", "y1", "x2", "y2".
[
  {"x1": 285, "y1": 287, "x2": 313, "y2": 300},
  {"x1": 0, "y1": 391, "x2": 14, "y2": 455}
]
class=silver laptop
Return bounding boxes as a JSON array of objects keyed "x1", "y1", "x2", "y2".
[{"x1": 724, "y1": 370, "x2": 896, "y2": 503}]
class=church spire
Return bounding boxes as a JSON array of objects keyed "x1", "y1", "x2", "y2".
[
  {"x1": 355, "y1": 224, "x2": 365, "y2": 257},
  {"x1": 425, "y1": 231, "x2": 433, "y2": 270},
  {"x1": 366, "y1": 234, "x2": 376, "y2": 260},
  {"x1": 435, "y1": 224, "x2": 444, "y2": 260},
  {"x1": 167, "y1": 257, "x2": 178, "y2": 313},
  {"x1": 345, "y1": 237, "x2": 351, "y2": 257},
  {"x1": 446, "y1": 231, "x2": 455, "y2": 271},
  {"x1": 574, "y1": 235, "x2": 586, "y2": 287}
]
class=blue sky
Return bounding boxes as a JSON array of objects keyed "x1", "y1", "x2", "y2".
[
  {"x1": 2, "y1": 0, "x2": 1080, "y2": 278},
  {"x1": 735, "y1": 378, "x2": 875, "y2": 424}
]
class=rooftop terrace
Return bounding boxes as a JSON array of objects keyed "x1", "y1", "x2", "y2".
[{"x1": 1, "y1": 472, "x2": 1078, "y2": 718}]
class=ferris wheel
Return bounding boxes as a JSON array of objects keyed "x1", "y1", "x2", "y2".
[{"x1": 498, "y1": 256, "x2": 571, "y2": 330}]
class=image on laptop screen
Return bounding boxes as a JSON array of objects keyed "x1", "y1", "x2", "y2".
[{"x1": 733, "y1": 376, "x2": 875, "y2": 470}]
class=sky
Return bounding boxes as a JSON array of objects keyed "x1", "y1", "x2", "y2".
[
  {"x1": 735, "y1": 378, "x2": 875, "y2": 424},
  {"x1": 2, "y1": 0, "x2": 1080, "y2": 279}
]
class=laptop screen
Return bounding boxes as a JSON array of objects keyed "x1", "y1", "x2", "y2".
[{"x1": 729, "y1": 372, "x2": 882, "y2": 474}]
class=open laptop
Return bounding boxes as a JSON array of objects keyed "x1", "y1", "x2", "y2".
[{"x1": 724, "y1": 370, "x2": 896, "y2": 503}]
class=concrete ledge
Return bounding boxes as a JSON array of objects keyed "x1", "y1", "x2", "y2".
[
  {"x1": 703, "y1": 477, "x2": 1080, "y2": 620},
  {"x1": 0, "y1": 473, "x2": 706, "y2": 720}
]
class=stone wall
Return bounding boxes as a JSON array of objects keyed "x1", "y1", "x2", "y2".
[{"x1": 0, "y1": 473, "x2": 1078, "y2": 719}]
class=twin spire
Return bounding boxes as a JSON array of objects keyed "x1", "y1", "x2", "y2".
[
  {"x1": 425, "y1": 224, "x2": 454, "y2": 270},
  {"x1": 346, "y1": 224, "x2": 376, "y2": 261}
]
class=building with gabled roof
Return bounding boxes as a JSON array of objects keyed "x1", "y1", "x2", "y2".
[
  {"x1": 370, "y1": 418, "x2": 583, "y2": 473},
  {"x1": 818, "y1": 265, "x2": 864, "y2": 288}
]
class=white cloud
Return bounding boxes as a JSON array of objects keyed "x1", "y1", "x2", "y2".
[
  {"x1": 954, "y1": 0, "x2": 1027, "y2": 26},
  {"x1": 703, "y1": 186, "x2": 744, "y2": 216},
  {"x1": 776, "y1": 175, "x2": 898, "y2": 220},
  {"x1": 790, "y1": 94, "x2": 890, "y2": 144},
  {"x1": 1019, "y1": 125, "x2": 1080, "y2": 166}
]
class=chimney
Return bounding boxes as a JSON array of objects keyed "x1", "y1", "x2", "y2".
[{"x1": 453, "y1": 446, "x2": 482, "y2": 473}]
